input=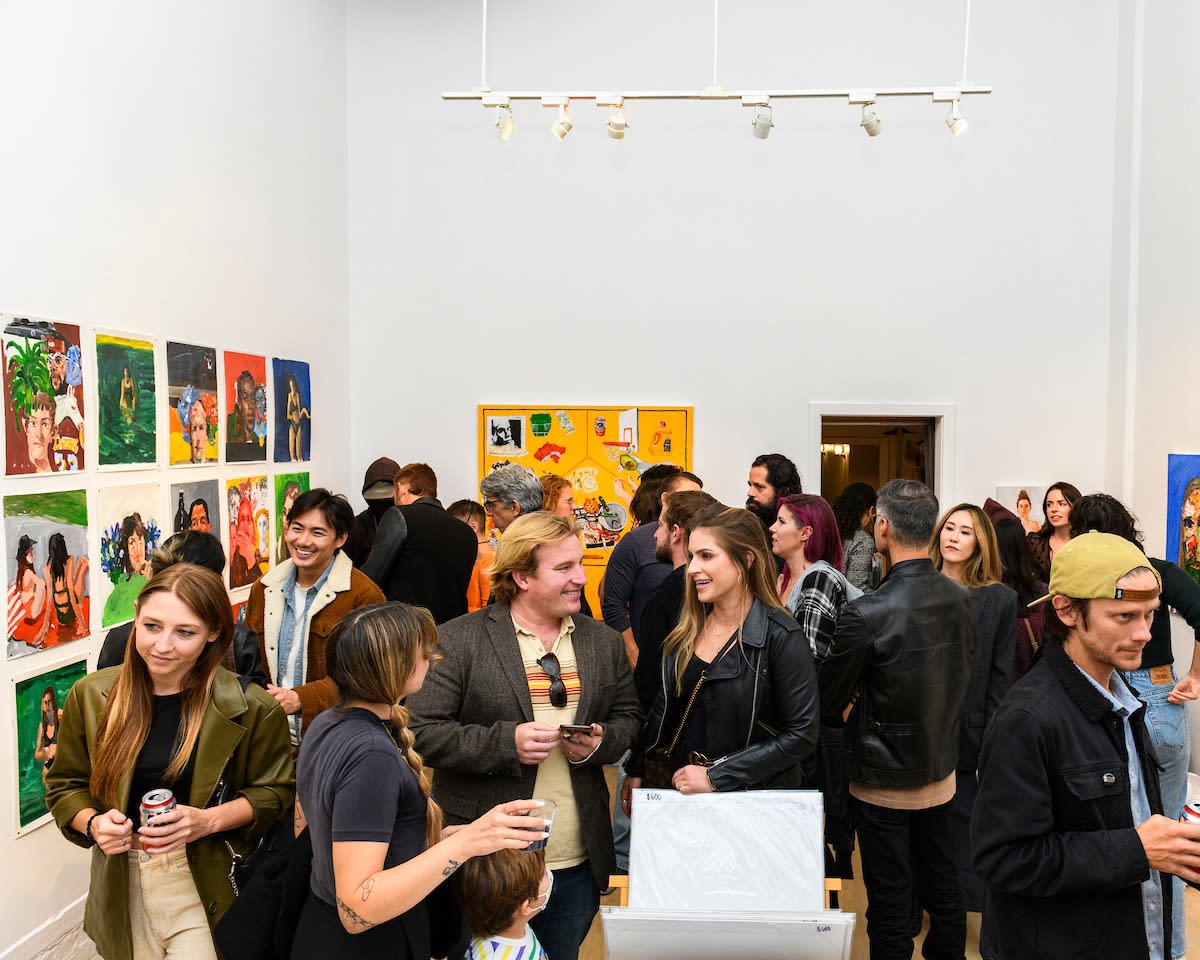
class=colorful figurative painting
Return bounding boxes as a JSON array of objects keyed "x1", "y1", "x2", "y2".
[
  {"x1": 274, "y1": 472, "x2": 310, "y2": 565},
  {"x1": 994, "y1": 485, "x2": 1048, "y2": 536},
  {"x1": 169, "y1": 478, "x2": 220, "y2": 541},
  {"x1": 166, "y1": 342, "x2": 218, "y2": 465},
  {"x1": 95, "y1": 333, "x2": 157, "y2": 467},
  {"x1": 14, "y1": 658, "x2": 87, "y2": 832},
  {"x1": 272, "y1": 358, "x2": 311, "y2": 463},
  {"x1": 97, "y1": 484, "x2": 163, "y2": 627},
  {"x1": 1167, "y1": 454, "x2": 1200, "y2": 586},
  {"x1": 227, "y1": 475, "x2": 270, "y2": 589},
  {"x1": 3, "y1": 315, "x2": 86, "y2": 475},
  {"x1": 224, "y1": 351, "x2": 267, "y2": 463},
  {"x1": 5, "y1": 490, "x2": 90, "y2": 660}
]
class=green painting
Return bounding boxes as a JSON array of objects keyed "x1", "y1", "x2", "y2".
[
  {"x1": 274, "y1": 472, "x2": 310, "y2": 565},
  {"x1": 14, "y1": 659, "x2": 87, "y2": 831},
  {"x1": 95, "y1": 333, "x2": 157, "y2": 466}
]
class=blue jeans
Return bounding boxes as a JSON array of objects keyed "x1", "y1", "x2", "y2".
[
  {"x1": 1127, "y1": 666, "x2": 1191, "y2": 960},
  {"x1": 612, "y1": 756, "x2": 631, "y2": 871},
  {"x1": 529, "y1": 861, "x2": 600, "y2": 960}
]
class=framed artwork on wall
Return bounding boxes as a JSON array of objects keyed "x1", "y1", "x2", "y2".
[{"x1": 95, "y1": 333, "x2": 158, "y2": 468}]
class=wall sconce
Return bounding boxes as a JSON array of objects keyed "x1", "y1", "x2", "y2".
[{"x1": 820, "y1": 444, "x2": 850, "y2": 457}]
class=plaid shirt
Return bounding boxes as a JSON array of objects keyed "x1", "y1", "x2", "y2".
[{"x1": 786, "y1": 567, "x2": 850, "y2": 665}]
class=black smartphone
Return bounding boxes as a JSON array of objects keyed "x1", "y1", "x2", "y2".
[{"x1": 559, "y1": 724, "x2": 592, "y2": 735}]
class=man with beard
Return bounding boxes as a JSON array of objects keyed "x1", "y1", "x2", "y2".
[{"x1": 745, "y1": 452, "x2": 803, "y2": 530}]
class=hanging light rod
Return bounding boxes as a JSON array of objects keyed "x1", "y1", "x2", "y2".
[{"x1": 455, "y1": 84, "x2": 990, "y2": 104}]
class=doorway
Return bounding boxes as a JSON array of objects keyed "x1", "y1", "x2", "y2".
[{"x1": 820, "y1": 415, "x2": 936, "y2": 498}]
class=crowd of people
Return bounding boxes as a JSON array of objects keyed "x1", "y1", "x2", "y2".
[{"x1": 39, "y1": 454, "x2": 1200, "y2": 960}]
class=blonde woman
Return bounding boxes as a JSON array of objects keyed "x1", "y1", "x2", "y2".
[
  {"x1": 293, "y1": 602, "x2": 546, "y2": 959},
  {"x1": 45, "y1": 562, "x2": 294, "y2": 960},
  {"x1": 930, "y1": 502, "x2": 1018, "y2": 913},
  {"x1": 622, "y1": 506, "x2": 819, "y2": 809}
]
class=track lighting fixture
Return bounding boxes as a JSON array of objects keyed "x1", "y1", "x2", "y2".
[
  {"x1": 494, "y1": 104, "x2": 516, "y2": 140},
  {"x1": 751, "y1": 104, "x2": 772, "y2": 139},
  {"x1": 945, "y1": 100, "x2": 968, "y2": 136},
  {"x1": 860, "y1": 103, "x2": 882, "y2": 137},
  {"x1": 596, "y1": 95, "x2": 628, "y2": 139},
  {"x1": 551, "y1": 103, "x2": 573, "y2": 140}
]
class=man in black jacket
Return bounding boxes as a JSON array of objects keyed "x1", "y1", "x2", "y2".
[
  {"x1": 819, "y1": 479, "x2": 975, "y2": 960},
  {"x1": 971, "y1": 531, "x2": 1200, "y2": 960},
  {"x1": 362, "y1": 462, "x2": 477, "y2": 623}
]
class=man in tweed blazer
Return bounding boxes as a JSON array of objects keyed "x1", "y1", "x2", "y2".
[{"x1": 408, "y1": 512, "x2": 643, "y2": 960}]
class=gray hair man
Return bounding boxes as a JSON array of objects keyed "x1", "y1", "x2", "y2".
[{"x1": 481, "y1": 463, "x2": 545, "y2": 533}]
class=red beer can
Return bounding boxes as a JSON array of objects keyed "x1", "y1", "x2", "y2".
[
  {"x1": 1180, "y1": 801, "x2": 1200, "y2": 825},
  {"x1": 140, "y1": 788, "x2": 176, "y2": 826}
]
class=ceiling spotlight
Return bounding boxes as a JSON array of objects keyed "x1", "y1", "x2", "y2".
[
  {"x1": 551, "y1": 103, "x2": 573, "y2": 140},
  {"x1": 945, "y1": 101, "x2": 968, "y2": 136},
  {"x1": 607, "y1": 106, "x2": 628, "y2": 140},
  {"x1": 493, "y1": 103, "x2": 516, "y2": 141},
  {"x1": 860, "y1": 103, "x2": 882, "y2": 137},
  {"x1": 750, "y1": 104, "x2": 773, "y2": 140}
]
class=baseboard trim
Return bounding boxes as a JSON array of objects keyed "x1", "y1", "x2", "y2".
[{"x1": 1, "y1": 896, "x2": 97, "y2": 960}]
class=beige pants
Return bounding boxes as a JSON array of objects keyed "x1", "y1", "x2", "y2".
[{"x1": 125, "y1": 846, "x2": 217, "y2": 960}]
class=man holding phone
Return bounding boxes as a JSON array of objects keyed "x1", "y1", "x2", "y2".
[{"x1": 409, "y1": 512, "x2": 643, "y2": 960}]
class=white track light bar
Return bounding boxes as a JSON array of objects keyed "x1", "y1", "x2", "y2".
[{"x1": 452, "y1": 84, "x2": 990, "y2": 104}]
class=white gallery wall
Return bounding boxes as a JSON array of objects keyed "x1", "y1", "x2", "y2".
[{"x1": 0, "y1": 2, "x2": 350, "y2": 954}]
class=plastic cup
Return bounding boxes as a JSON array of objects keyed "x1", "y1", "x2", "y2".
[{"x1": 524, "y1": 799, "x2": 557, "y2": 851}]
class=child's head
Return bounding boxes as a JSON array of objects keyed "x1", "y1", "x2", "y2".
[{"x1": 456, "y1": 848, "x2": 551, "y2": 937}]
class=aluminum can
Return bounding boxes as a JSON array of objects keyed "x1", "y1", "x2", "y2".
[
  {"x1": 1181, "y1": 802, "x2": 1200, "y2": 825},
  {"x1": 140, "y1": 788, "x2": 176, "y2": 826}
]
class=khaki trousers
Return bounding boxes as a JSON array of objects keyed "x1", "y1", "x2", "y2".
[{"x1": 125, "y1": 846, "x2": 217, "y2": 960}]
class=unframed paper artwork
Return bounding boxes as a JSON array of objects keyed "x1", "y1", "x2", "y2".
[
  {"x1": 14, "y1": 658, "x2": 87, "y2": 832},
  {"x1": 97, "y1": 484, "x2": 163, "y2": 627},
  {"x1": 224, "y1": 351, "x2": 267, "y2": 463},
  {"x1": 3, "y1": 315, "x2": 86, "y2": 475},
  {"x1": 993, "y1": 485, "x2": 1047, "y2": 536},
  {"x1": 274, "y1": 472, "x2": 310, "y2": 565},
  {"x1": 95, "y1": 333, "x2": 157, "y2": 467},
  {"x1": 169, "y1": 478, "x2": 221, "y2": 540},
  {"x1": 5, "y1": 490, "x2": 90, "y2": 659},
  {"x1": 1166, "y1": 454, "x2": 1200, "y2": 586},
  {"x1": 166, "y1": 341, "x2": 218, "y2": 465},
  {"x1": 272, "y1": 358, "x2": 311, "y2": 463},
  {"x1": 227, "y1": 475, "x2": 270, "y2": 589}
]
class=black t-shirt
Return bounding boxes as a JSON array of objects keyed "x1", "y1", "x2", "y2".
[
  {"x1": 658, "y1": 654, "x2": 710, "y2": 761},
  {"x1": 297, "y1": 707, "x2": 427, "y2": 908},
  {"x1": 125, "y1": 693, "x2": 198, "y2": 823},
  {"x1": 635, "y1": 566, "x2": 686, "y2": 709}
]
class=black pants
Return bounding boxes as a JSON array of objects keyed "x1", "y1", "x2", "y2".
[
  {"x1": 851, "y1": 796, "x2": 966, "y2": 960},
  {"x1": 291, "y1": 892, "x2": 423, "y2": 960}
]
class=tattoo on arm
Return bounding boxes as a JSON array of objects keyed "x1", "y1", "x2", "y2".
[
  {"x1": 442, "y1": 859, "x2": 461, "y2": 878},
  {"x1": 359, "y1": 878, "x2": 374, "y2": 902},
  {"x1": 336, "y1": 895, "x2": 377, "y2": 931}
]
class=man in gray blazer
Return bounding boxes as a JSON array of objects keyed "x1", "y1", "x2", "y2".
[{"x1": 408, "y1": 511, "x2": 643, "y2": 960}]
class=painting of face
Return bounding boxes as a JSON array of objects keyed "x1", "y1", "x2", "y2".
[
  {"x1": 223, "y1": 351, "x2": 267, "y2": 462},
  {"x1": 97, "y1": 484, "x2": 162, "y2": 628},
  {"x1": 4, "y1": 317, "x2": 86, "y2": 474},
  {"x1": 190, "y1": 502, "x2": 211, "y2": 532},
  {"x1": 1165, "y1": 456, "x2": 1200, "y2": 586},
  {"x1": 274, "y1": 473, "x2": 310, "y2": 566},
  {"x1": 166, "y1": 342, "x2": 217, "y2": 466},
  {"x1": 227, "y1": 476, "x2": 270, "y2": 589}
]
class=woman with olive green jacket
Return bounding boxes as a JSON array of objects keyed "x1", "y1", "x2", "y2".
[{"x1": 45, "y1": 665, "x2": 294, "y2": 959}]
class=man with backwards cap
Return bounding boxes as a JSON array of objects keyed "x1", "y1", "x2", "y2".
[{"x1": 971, "y1": 531, "x2": 1200, "y2": 960}]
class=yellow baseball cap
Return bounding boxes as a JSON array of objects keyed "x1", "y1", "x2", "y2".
[{"x1": 1030, "y1": 530, "x2": 1161, "y2": 606}]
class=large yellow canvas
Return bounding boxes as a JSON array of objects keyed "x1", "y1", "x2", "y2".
[{"x1": 479, "y1": 405, "x2": 693, "y2": 610}]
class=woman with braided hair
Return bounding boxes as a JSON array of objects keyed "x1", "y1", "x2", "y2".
[{"x1": 293, "y1": 602, "x2": 548, "y2": 959}]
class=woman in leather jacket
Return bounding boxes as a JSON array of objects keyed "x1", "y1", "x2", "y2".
[
  {"x1": 621, "y1": 506, "x2": 819, "y2": 812},
  {"x1": 930, "y1": 502, "x2": 1017, "y2": 912}
]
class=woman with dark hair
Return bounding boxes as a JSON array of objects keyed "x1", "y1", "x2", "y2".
[
  {"x1": 45, "y1": 562, "x2": 294, "y2": 960},
  {"x1": 1014, "y1": 489, "x2": 1039, "y2": 535},
  {"x1": 285, "y1": 373, "x2": 310, "y2": 461},
  {"x1": 831, "y1": 482, "x2": 877, "y2": 593},
  {"x1": 101, "y1": 513, "x2": 153, "y2": 626},
  {"x1": 1068, "y1": 492, "x2": 1200, "y2": 960},
  {"x1": 992, "y1": 517, "x2": 1046, "y2": 678},
  {"x1": 929, "y1": 502, "x2": 1017, "y2": 913},
  {"x1": 96, "y1": 531, "x2": 268, "y2": 687},
  {"x1": 45, "y1": 532, "x2": 89, "y2": 641},
  {"x1": 1026, "y1": 481, "x2": 1082, "y2": 581},
  {"x1": 10, "y1": 534, "x2": 50, "y2": 647},
  {"x1": 293, "y1": 602, "x2": 547, "y2": 959},
  {"x1": 622, "y1": 507, "x2": 819, "y2": 809}
]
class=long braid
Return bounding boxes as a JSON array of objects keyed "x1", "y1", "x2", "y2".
[{"x1": 392, "y1": 704, "x2": 443, "y2": 847}]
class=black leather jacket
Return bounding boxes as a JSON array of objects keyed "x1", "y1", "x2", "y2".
[
  {"x1": 97, "y1": 622, "x2": 269, "y2": 688},
  {"x1": 818, "y1": 558, "x2": 975, "y2": 789},
  {"x1": 628, "y1": 599, "x2": 819, "y2": 791}
]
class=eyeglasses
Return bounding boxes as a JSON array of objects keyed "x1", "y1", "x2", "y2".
[
  {"x1": 536, "y1": 652, "x2": 568, "y2": 708},
  {"x1": 483, "y1": 498, "x2": 506, "y2": 514}
]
